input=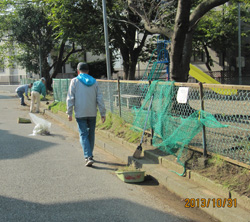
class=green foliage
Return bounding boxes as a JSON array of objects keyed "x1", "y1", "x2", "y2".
[
  {"x1": 48, "y1": 101, "x2": 59, "y2": 110},
  {"x1": 106, "y1": 0, "x2": 153, "y2": 79},
  {"x1": 109, "y1": 113, "x2": 141, "y2": 143},
  {"x1": 0, "y1": 1, "x2": 54, "y2": 74},
  {"x1": 45, "y1": 0, "x2": 105, "y2": 53},
  {"x1": 194, "y1": 2, "x2": 250, "y2": 68},
  {"x1": 96, "y1": 111, "x2": 141, "y2": 144},
  {"x1": 247, "y1": 184, "x2": 250, "y2": 193},
  {"x1": 242, "y1": 167, "x2": 250, "y2": 175},
  {"x1": 89, "y1": 59, "x2": 117, "y2": 79},
  {"x1": 117, "y1": 164, "x2": 141, "y2": 172},
  {"x1": 207, "y1": 154, "x2": 225, "y2": 167},
  {"x1": 0, "y1": 0, "x2": 108, "y2": 82},
  {"x1": 222, "y1": 177, "x2": 239, "y2": 189},
  {"x1": 97, "y1": 112, "x2": 113, "y2": 130},
  {"x1": 50, "y1": 101, "x2": 67, "y2": 113},
  {"x1": 70, "y1": 58, "x2": 116, "y2": 79},
  {"x1": 124, "y1": 130, "x2": 141, "y2": 143},
  {"x1": 0, "y1": 0, "x2": 154, "y2": 81}
]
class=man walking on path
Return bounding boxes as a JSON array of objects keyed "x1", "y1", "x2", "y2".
[
  {"x1": 30, "y1": 77, "x2": 46, "y2": 113},
  {"x1": 15, "y1": 83, "x2": 33, "y2": 106},
  {"x1": 66, "y1": 62, "x2": 106, "y2": 167}
]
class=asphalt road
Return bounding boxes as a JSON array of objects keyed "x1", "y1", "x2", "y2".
[{"x1": 0, "y1": 92, "x2": 217, "y2": 222}]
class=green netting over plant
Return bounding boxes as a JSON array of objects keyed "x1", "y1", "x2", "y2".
[
  {"x1": 132, "y1": 80, "x2": 229, "y2": 176},
  {"x1": 53, "y1": 79, "x2": 71, "y2": 102}
]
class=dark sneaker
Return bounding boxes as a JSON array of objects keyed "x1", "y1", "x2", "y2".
[
  {"x1": 85, "y1": 157, "x2": 94, "y2": 167},
  {"x1": 21, "y1": 103, "x2": 27, "y2": 106}
]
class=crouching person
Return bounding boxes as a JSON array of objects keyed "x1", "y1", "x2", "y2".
[{"x1": 16, "y1": 83, "x2": 33, "y2": 106}]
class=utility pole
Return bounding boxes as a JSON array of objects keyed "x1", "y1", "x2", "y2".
[
  {"x1": 102, "y1": 0, "x2": 113, "y2": 112},
  {"x1": 102, "y1": 0, "x2": 111, "y2": 80}
]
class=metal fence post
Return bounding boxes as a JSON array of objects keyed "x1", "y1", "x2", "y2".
[
  {"x1": 60, "y1": 79, "x2": 63, "y2": 102},
  {"x1": 199, "y1": 82, "x2": 207, "y2": 157},
  {"x1": 117, "y1": 79, "x2": 121, "y2": 117},
  {"x1": 148, "y1": 80, "x2": 154, "y2": 145}
]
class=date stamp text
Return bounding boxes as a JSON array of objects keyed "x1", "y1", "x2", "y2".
[{"x1": 184, "y1": 198, "x2": 237, "y2": 208}]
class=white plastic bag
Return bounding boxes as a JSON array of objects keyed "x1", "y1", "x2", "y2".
[{"x1": 29, "y1": 113, "x2": 51, "y2": 136}]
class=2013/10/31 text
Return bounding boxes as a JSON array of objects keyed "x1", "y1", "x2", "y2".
[{"x1": 184, "y1": 198, "x2": 237, "y2": 208}]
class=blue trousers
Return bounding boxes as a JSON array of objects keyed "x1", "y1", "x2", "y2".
[
  {"x1": 76, "y1": 117, "x2": 96, "y2": 159},
  {"x1": 17, "y1": 91, "x2": 24, "y2": 105}
]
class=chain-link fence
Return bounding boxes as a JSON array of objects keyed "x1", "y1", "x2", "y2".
[
  {"x1": 53, "y1": 78, "x2": 250, "y2": 166},
  {"x1": 53, "y1": 79, "x2": 71, "y2": 102},
  {"x1": 196, "y1": 84, "x2": 250, "y2": 165},
  {"x1": 97, "y1": 80, "x2": 150, "y2": 124},
  {"x1": 20, "y1": 78, "x2": 38, "y2": 85},
  {"x1": 169, "y1": 83, "x2": 250, "y2": 165}
]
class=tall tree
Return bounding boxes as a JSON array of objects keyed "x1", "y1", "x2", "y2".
[
  {"x1": 46, "y1": 0, "x2": 153, "y2": 80},
  {"x1": 106, "y1": 0, "x2": 150, "y2": 80},
  {"x1": 127, "y1": 0, "x2": 239, "y2": 82},
  {"x1": 11, "y1": 4, "x2": 54, "y2": 78},
  {"x1": 0, "y1": 0, "x2": 57, "y2": 89},
  {"x1": 44, "y1": 0, "x2": 106, "y2": 80},
  {"x1": 0, "y1": 0, "x2": 156, "y2": 84},
  {"x1": 194, "y1": 2, "x2": 250, "y2": 72}
]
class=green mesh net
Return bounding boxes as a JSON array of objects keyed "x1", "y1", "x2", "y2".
[
  {"x1": 53, "y1": 79, "x2": 71, "y2": 102},
  {"x1": 132, "y1": 80, "x2": 228, "y2": 176}
]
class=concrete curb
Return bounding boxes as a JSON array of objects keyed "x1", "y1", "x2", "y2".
[
  {"x1": 43, "y1": 108, "x2": 250, "y2": 222},
  {"x1": 95, "y1": 128, "x2": 250, "y2": 209}
]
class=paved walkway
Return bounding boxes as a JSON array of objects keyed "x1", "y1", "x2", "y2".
[
  {"x1": 0, "y1": 91, "x2": 218, "y2": 222},
  {"x1": 1, "y1": 89, "x2": 250, "y2": 222},
  {"x1": 45, "y1": 99, "x2": 250, "y2": 222}
]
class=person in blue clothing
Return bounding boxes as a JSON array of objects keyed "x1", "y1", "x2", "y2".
[
  {"x1": 30, "y1": 77, "x2": 46, "y2": 113},
  {"x1": 15, "y1": 83, "x2": 33, "y2": 106},
  {"x1": 66, "y1": 62, "x2": 106, "y2": 167}
]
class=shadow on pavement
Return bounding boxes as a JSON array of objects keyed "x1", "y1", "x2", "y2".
[
  {"x1": 94, "y1": 160, "x2": 127, "y2": 167},
  {"x1": 91, "y1": 165, "x2": 118, "y2": 171},
  {"x1": 91, "y1": 160, "x2": 127, "y2": 171},
  {"x1": 0, "y1": 129, "x2": 57, "y2": 160},
  {"x1": 134, "y1": 175, "x2": 159, "y2": 186},
  {"x1": 0, "y1": 94, "x2": 16, "y2": 100},
  {"x1": 0, "y1": 195, "x2": 190, "y2": 222}
]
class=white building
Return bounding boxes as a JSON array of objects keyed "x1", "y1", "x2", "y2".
[{"x1": 0, "y1": 63, "x2": 26, "y2": 85}]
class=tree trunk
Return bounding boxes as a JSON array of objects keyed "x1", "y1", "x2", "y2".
[
  {"x1": 51, "y1": 40, "x2": 66, "y2": 80},
  {"x1": 203, "y1": 43, "x2": 212, "y2": 72},
  {"x1": 123, "y1": 55, "x2": 140, "y2": 80},
  {"x1": 121, "y1": 48, "x2": 138, "y2": 80},
  {"x1": 121, "y1": 32, "x2": 148, "y2": 80},
  {"x1": 170, "y1": 0, "x2": 191, "y2": 82},
  {"x1": 123, "y1": 63, "x2": 129, "y2": 80},
  {"x1": 128, "y1": 0, "x2": 230, "y2": 83},
  {"x1": 43, "y1": 61, "x2": 52, "y2": 91},
  {"x1": 44, "y1": 40, "x2": 66, "y2": 90},
  {"x1": 128, "y1": 60, "x2": 137, "y2": 80},
  {"x1": 122, "y1": 49, "x2": 129, "y2": 80}
]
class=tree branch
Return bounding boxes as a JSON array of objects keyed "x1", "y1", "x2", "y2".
[{"x1": 189, "y1": 0, "x2": 229, "y2": 31}]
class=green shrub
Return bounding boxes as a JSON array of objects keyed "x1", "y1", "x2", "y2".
[
  {"x1": 96, "y1": 111, "x2": 141, "y2": 144},
  {"x1": 50, "y1": 102, "x2": 67, "y2": 114}
]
